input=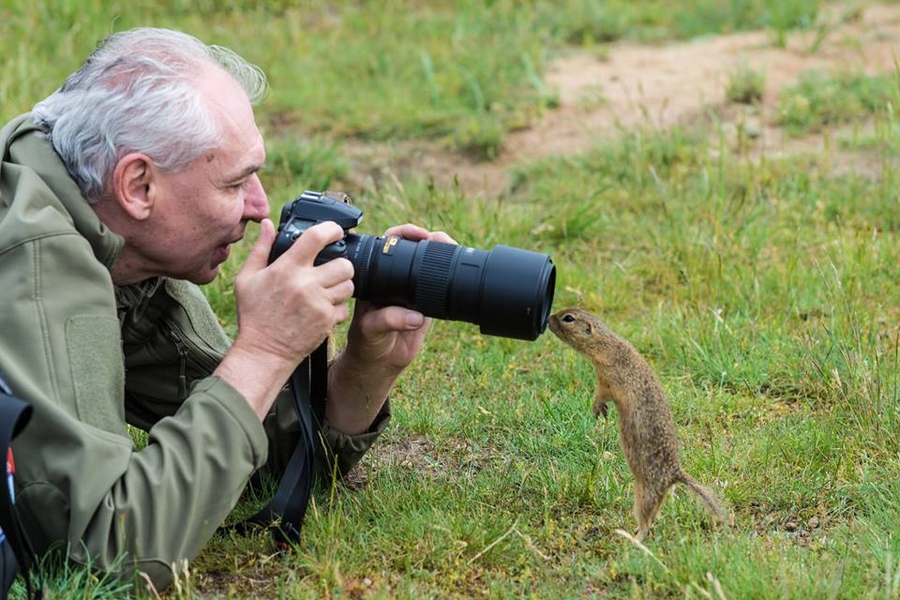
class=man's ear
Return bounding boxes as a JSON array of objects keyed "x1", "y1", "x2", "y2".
[{"x1": 112, "y1": 153, "x2": 155, "y2": 221}]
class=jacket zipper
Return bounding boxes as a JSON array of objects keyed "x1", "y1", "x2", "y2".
[
  {"x1": 166, "y1": 318, "x2": 224, "y2": 400},
  {"x1": 168, "y1": 328, "x2": 190, "y2": 401}
]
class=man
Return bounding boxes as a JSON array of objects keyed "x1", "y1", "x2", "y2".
[{"x1": 0, "y1": 27, "x2": 451, "y2": 589}]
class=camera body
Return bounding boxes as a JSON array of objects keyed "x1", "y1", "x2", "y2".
[
  {"x1": 269, "y1": 190, "x2": 362, "y2": 265},
  {"x1": 269, "y1": 190, "x2": 556, "y2": 341}
]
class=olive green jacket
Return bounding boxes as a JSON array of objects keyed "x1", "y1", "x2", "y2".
[{"x1": 0, "y1": 114, "x2": 388, "y2": 589}]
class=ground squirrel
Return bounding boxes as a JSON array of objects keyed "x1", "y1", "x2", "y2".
[{"x1": 548, "y1": 307, "x2": 727, "y2": 541}]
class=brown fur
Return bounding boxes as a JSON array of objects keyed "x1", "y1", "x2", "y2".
[{"x1": 548, "y1": 307, "x2": 727, "y2": 541}]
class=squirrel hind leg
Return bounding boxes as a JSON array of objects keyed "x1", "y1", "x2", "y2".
[
  {"x1": 634, "y1": 526, "x2": 649, "y2": 543},
  {"x1": 593, "y1": 395, "x2": 609, "y2": 419},
  {"x1": 632, "y1": 480, "x2": 668, "y2": 541}
]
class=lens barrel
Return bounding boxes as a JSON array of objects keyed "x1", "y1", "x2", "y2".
[{"x1": 345, "y1": 234, "x2": 556, "y2": 341}]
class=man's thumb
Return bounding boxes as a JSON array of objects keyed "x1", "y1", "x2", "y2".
[{"x1": 244, "y1": 218, "x2": 276, "y2": 271}]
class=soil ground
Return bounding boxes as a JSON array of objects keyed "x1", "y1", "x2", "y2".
[{"x1": 343, "y1": 3, "x2": 900, "y2": 198}]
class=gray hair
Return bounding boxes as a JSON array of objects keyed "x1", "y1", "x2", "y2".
[{"x1": 32, "y1": 27, "x2": 268, "y2": 204}]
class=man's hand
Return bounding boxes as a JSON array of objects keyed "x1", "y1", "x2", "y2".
[
  {"x1": 215, "y1": 218, "x2": 355, "y2": 419},
  {"x1": 326, "y1": 224, "x2": 456, "y2": 434}
]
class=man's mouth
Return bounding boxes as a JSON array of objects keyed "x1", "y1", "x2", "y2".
[
  {"x1": 212, "y1": 233, "x2": 244, "y2": 265},
  {"x1": 221, "y1": 235, "x2": 243, "y2": 250},
  {"x1": 213, "y1": 243, "x2": 233, "y2": 264}
]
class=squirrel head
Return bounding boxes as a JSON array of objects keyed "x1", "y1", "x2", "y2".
[{"x1": 549, "y1": 307, "x2": 633, "y2": 366}]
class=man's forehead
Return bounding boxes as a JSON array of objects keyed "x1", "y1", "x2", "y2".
[{"x1": 198, "y1": 69, "x2": 262, "y2": 144}]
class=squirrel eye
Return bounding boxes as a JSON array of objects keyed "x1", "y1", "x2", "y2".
[{"x1": 562, "y1": 314, "x2": 576, "y2": 323}]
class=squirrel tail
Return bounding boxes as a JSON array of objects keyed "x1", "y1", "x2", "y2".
[{"x1": 677, "y1": 471, "x2": 730, "y2": 526}]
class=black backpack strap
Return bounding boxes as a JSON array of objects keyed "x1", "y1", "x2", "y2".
[
  {"x1": 0, "y1": 373, "x2": 40, "y2": 600},
  {"x1": 245, "y1": 341, "x2": 328, "y2": 544}
]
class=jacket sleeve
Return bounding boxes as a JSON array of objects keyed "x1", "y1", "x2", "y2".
[
  {"x1": 260, "y1": 387, "x2": 392, "y2": 482},
  {"x1": 123, "y1": 279, "x2": 392, "y2": 482},
  {"x1": 1, "y1": 233, "x2": 269, "y2": 590}
]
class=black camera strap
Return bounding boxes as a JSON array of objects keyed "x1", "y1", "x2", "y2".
[
  {"x1": 0, "y1": 374, "x2": 41, "y2": 600},
  {"x1": 245, "y1": 341, "x2": 328, "y2": 545},
  {"x1": 240, "y1": 217, "x2": 335, "y2": 545}
]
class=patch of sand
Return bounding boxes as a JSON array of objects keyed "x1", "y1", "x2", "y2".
[{"x1": 341, "y1": 3, "x2": 900, "y2": 198}]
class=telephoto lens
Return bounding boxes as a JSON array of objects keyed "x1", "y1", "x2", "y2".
[
  {"x1": 270, "y1": 191, "x2": 557, "y2": 341},
  {"x1": 345, "y1": 233, "x2": 556, "y2": 341}
]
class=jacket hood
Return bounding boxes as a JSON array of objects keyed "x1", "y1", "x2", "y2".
[{"x1": 0, "y1": 113, "x2": 124, "y2": 269}]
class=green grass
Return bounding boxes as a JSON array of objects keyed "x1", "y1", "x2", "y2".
[
  {"x1": 5, "y1": 0, "x2": 900, "y2": 598},
  {"x1": 779, "y1": 69, "x2": 900, "y2": 135},
  {"x1": 726, "y1": 62, "x2": 766, "y2": 105}
]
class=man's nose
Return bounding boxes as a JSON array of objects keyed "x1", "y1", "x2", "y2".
[{"x1": 243, "y1": 174, "x2": 269, "y2": 220}]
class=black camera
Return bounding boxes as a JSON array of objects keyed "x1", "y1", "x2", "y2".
[{"x1": 268, "y1": 190, "x2": 556, "y2": 341}]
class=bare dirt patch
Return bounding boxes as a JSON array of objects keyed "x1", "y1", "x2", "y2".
[
  {"x1": 343, "y1": 3, "x2": 900, "y2": 198},
  {"x1": 342, "y1": 433, "x2": 501, "y2": 490}
]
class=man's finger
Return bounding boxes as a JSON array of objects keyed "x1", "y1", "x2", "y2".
[
  {"x1": 242, "y1": 218, "x2": 276, "y2": 273},
  {"x1": 318, "y1": 257, "x2": 356, "y2": 287},
  {"x1": 279, "y1": 221, "x2": 346, "y2": 266},
  {"x1": 326, "y1": 279, "x2": 356, "y2": 305},
  {"x1": 359, "y1": 305, "x2": 427, "y2": 333},
  {"x1": 382, "y1": 223, "x2": 457, "y2": 246}
]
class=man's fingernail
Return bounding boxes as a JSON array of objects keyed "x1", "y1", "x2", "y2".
[{"x1": 406, "y1": 312, "x2": 424, "y2": 328}]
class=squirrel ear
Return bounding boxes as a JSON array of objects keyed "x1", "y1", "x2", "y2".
[{"x1": 583, "y1": 322, "x2": 593, "y2": 335}]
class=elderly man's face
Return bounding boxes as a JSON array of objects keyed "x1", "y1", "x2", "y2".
[{"x1": 143, "y1": 67, "x2": 269, "y2": 284}]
